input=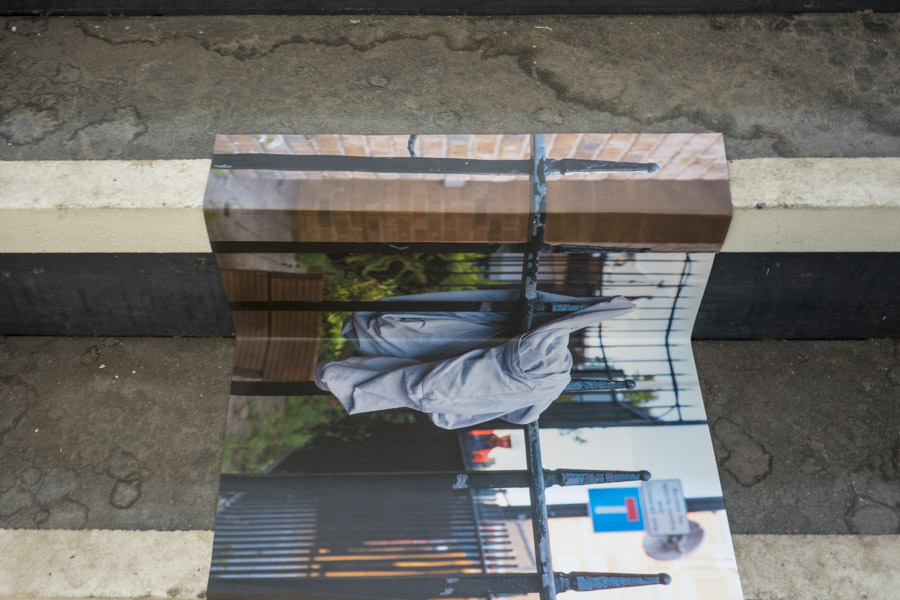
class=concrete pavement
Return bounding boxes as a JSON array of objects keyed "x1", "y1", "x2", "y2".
[
  {"x1": 1, "y1": 13, "x2": 899, "y2": 162},
  {"x1": 1, "y1": 337, "x2": 897, "y2": 534}
]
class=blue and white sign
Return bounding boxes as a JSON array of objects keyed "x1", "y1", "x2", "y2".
[{"x1": 588, "y1": 487, "x2": 645, "y2": 532}]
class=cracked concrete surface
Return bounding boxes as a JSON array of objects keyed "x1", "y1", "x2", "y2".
[
  {"x1": 0, "y1": 337, "x2": 897, "y2": 534},
  {"x1": 699, "y1": 339, "x2": 900, "y2": 535},
  {"x1": 0, "y1": 337, "x2": 232, "y2": 531},
  {"x1": 713, "y1": 417, "x2": 775, "y2": 488},
  {"x1": 0, "y1": 13, "x2": 898, "y2": 161}
]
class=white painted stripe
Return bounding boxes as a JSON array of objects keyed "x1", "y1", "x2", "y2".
[
  {"x1": 1, "y1": 158, "x2": 898, "y2": 253},
  {"x1": 1, "y1": 530, "x2": 897, "y2": 599},
  {"x1": 723, "y1": 157, "x2": 900, "y2": 251},
  {"x1": 0, "y1": 159, "x2": 212, "y2": 252},
  {"x1": 0, "y1": 208, "x2": 210, "y2": 253},
  {"x1": 0, "y1": 529, "x2": 213, "y2": 599},
  {"x1": 721, "y1": 207, "x2": 900, "y2": 252},
  {"x1": 728, "y1": 157, "x2": 900, "y2": 209},
  {"x1": 733, "y1": 534, "x2": 900, "y2": 600},
  {"x1": 0, "y1": 160, "x2": 209, "y2": 210}
]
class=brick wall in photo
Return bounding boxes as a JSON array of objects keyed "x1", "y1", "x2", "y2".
[{"x1": 206, "y1": 133, "x2": 731, "y2": 251}]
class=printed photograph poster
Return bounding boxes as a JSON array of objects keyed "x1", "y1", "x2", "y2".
[{"x1": 203, "y1": 134, "x2": 742, "y2": 600}]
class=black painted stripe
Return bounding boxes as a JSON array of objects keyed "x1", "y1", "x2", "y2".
[{"x1": 2, "y1": 253, "x2": 898, "y2": 339}]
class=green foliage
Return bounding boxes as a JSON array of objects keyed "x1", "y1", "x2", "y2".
[
  {"x1": 222, "y1": 396, "x2": 346, "y2": 474},
  {"x1": 330, "y1": 252, "x2": 497, "y2": 294},
  {"x1": 294, "y1": 252, "x2": 497, "y2": 361},
  {"x1": 222, "y1": 398, "x2": 429, "y2": 475}
]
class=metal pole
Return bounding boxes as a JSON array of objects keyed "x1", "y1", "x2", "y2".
[{"x1": 519, "y1": 133, "x2": 556, "y2": 600}]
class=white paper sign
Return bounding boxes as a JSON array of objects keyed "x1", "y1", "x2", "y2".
[{"x1": 639, "y1": 479, "x2": 691, "y2": 536}]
